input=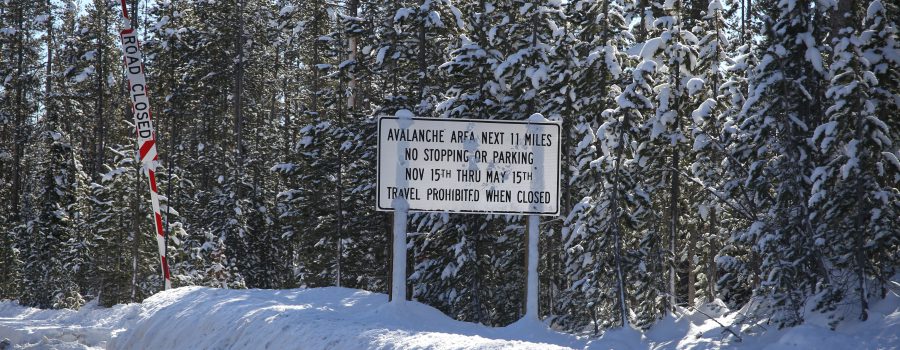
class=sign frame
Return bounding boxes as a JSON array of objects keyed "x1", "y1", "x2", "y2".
[{"x1": 376, "y1": 116, "x2": 562, "y2": 216}]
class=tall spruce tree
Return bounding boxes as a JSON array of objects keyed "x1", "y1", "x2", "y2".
[
  {"x1": 809, "y1": 0, "x2": 900, "y2": 326},
  {"x1": 734, "y1": 0, "x2": 829, "y2": 328}
]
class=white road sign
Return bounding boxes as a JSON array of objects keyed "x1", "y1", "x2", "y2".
[{"x1": 377, "y1": 115, "x2": 561, "y2": 216}]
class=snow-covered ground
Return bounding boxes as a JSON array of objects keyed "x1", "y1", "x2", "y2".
[{"x1": 0, "y1": 285, "x2": 897, "y2": 349}]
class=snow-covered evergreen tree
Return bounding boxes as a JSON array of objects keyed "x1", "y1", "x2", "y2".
[
  {"x1": 684, "y1": 0, "x2": 730, "y2": 307},
  {"x1": 808, "y1": 0, "x2": 900, "y2": 325},
  {"x1": 20, "y1": 111, "x2": 85, "y2": 309},
  {"x1": 558, "y1": 0, "x2": 635, "y2": 332},
  {"x1": 732, "y1": 0, "x2": 829, "y2": 328}
]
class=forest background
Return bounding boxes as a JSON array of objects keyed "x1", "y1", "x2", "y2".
[{"x1": 0, "y1": 0, "x2": 897, "y2": 335}]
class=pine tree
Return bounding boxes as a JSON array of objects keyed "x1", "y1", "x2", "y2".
[
  {"x1": 93, "y1": 146, "x2": 154, "y2": 305},
  {"x1": 861, "y1": 0, "x2": 899, "y2": 141},
  {"x1": 636, "y1": 0, "x2": 703, "y2": 314},
  {"x1": 556, "y1": 0, "x2": 633, "y2": 332},
  {"x1": 734, "y1": 0, "x2": 829, "y2": 328},
  {"x1": 808, "y1": 0, "x2": 900, "y2": 326},
  {"x1": 20, "y1": 108, "x2": 85, "y2": 309},
  {"x1": 590, "y1": 59, "x2": 658, "y2": 328},
  {"x1": 712, "y1": 36, "x2": 759, "y2": 313},
  {"x1": 684, "y1": 0, "x2": 731, "y2": 306}
]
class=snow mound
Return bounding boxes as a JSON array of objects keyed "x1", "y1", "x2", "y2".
[
  {"x1": 111, "y1": 287, "x2": 582, "y2": 349},
  {"x1": 0, "y1": 286, "x2": 898, "y2": 349},
  {"x1": 0, "y1": 299, "x2": 140, "y2": 349},
  {"x1": 0, "y1": 287, "x2": 582, "y2": 349}
]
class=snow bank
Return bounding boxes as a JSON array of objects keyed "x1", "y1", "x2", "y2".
[
  {"x1": 0, "y1": 286, "x2": 897, "y2": 349},
  {"x1": 0, "y1": 299, "x2": 140, "y2": 349},
  {"x1": 0, "y1": 288, "x2": 581, "y2": 350},
  {"x1": 111, "y1": 287, "x2": 582, "y2": 349}
]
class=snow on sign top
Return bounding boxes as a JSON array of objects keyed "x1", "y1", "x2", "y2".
[{"x1": 377, "y1": 116, "x2": 561, "y2": 216}]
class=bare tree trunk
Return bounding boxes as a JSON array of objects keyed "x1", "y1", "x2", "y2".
[
  {"x1": 741, "y1": 0, "x2": 746, "y2": 45},
  {"x1": 234, "y1": 0, "x2": 245, "y2": 184},
  {"x1": 687, "y1": 223, "x2": 696, "y2": 305},
  {"x1": 347, "y1": 0, "x2": 360, "y2": 111},
  {"x1": 11, "y1": 3, "x2": 25, "y2": 222},
  {"x1": 335, "y1": 0, "x2": 360, "y2": 288},
  {"x1": 637, "y1": 0, "x2": 649, "y2": 42},
  {"x1": 667, "y1": 0, "x2": 684, "y2": 312},
  {"x1": 44, "y1": 0, "x2": 53, "y2": 116},
  {"x1": 130, "y1": 0, "x2": 138, "y2": 26},
  {"x1": 163, "y1": 1, "x2": 178, "y2": 286},
  {"x1": 334, "y1": 79, "x2": 344, "y2": 288},
  {"x1": 598, "y1": 0, "x2": 611, "y2": 125},
  {"x1": 669, "y1": 144, "x2": 680, "y2": 311},
  {"x1": 707, "y1": 12, "x2": 724, "y2": 304},
  {"x1": 112, "y1": 207, "x2": 124, "y2": 305},
  {"x1": 852, "y1": 181, "x2": 870, "y2": 321},
  {"x1": 744, "y1": 0, "x2": 751, "y2": 44},
  {"x1": 610, "y1": 113, "x2": 630, "y2": 328},
  {"x1": 848, "y1": 0, "x2": 869, "y2": 317},
  {"x1": 310, "y1": 3, "x2": 321, "y2": 113},
  {"x1": 417, "y1": 0, "x2": 427, "y2": 108},
  {"x1": 279, "y1": 41, "x2": 293, "y2": 151},
  {"x1": 131, "y1": 178, "x2": 141, "y2": 302},
  {"x1": 708, "y1": 210, "x2": 718, "y2": 299},
  {"x1": 94, "y1": 6, "x2": 108, "y2": 181}
]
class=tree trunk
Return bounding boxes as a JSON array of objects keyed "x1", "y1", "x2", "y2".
[
  {"x1": 852, "y1": 181, "x2": 870, "y2": 321},
  {"x1": 669, "y1": 144, "x2": 680, "y2": 311},
  {"x1": 610, "y1": 112, "x2": 631, "y2": 328},
  {"x1": 637, "y1": 0, "x2": 649, "y2": 42},
  {"x1": 668, "y1": 0, "x2": 683, "y2": 311},
  {"x1": 44, "y1": 0, "x2": 53, "y2": 118},
  {"x1": 310, "y1": 2, "x2": 321, "y2": 113},
  {"x1": 94, "y1": 6, "x2": 108, "y2": 181},
  {"x1": 708, "y1": 210, "x2": 718, "y2": 300},
  {"x1": 163, "y1": 2, "x2": 179, "y2": 285},
  {"x1": 234, "y1": 0, "x2": 245, "y2": 185},
  {"x1": 11, "y1": 3, "x2": 25, "y2": 222},
  {"x1": 131, "y1": 177, "x2": 141, "y2": 302},
  {"x1": 334, "y1": 0, "x2": 360, "y2": 288},
  {"x1": 416, "y1": 0, "x2": 427, "y2": 108},
  {"x1": 849, "y1": 5, "x2": 869, "y2": 316},
  {"x1": 687, "y1": 223, "x2": 696, "y2": 305},
  {"x1": 348, "y1": 0, "x2": 360, "y2": 111}
]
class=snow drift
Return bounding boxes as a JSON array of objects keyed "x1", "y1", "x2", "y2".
[{"x1": 0, "y1": 285, "x2": 898, "y2": 349}]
